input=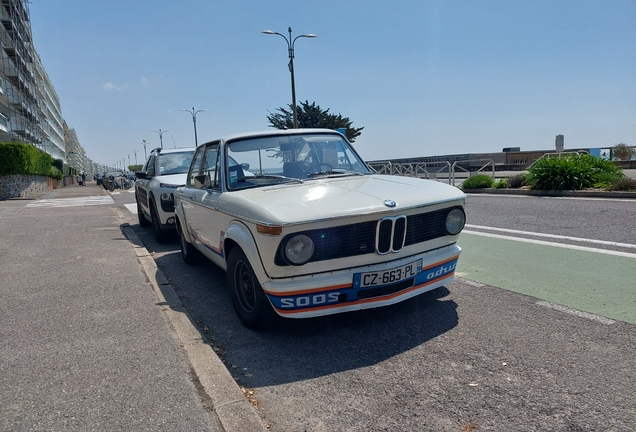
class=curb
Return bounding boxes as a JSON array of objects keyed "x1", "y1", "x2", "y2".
[
  {"x1": 116, "y1": 210, "x2": 267, "y2": 432},
  {"x1": 463, "y1": 188, "x2": 636, "y2": 199}
]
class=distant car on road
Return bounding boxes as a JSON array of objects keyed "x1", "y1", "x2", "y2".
[
  {"x1": 174, "y1": 129, "x2": 466, "y2": 329},
  {"x1": 135, "y1": 147, "x2": 196, "y2": 242}
]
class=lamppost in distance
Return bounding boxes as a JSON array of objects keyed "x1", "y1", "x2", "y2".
[
  {"x1": 180, "y1": 107, "x2": 206, "y2": 147},
  {"x1": 141, "y1": 139, "x2": 148, "y2": 160},
  {"x1": 262, "y1": 27, "x2": 316, "y2": 129},
  {"x1": 151, "y1": 129, "x2": 169, "y2": 149}
]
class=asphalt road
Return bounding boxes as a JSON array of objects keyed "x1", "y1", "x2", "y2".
[{"x1": 112, "y1": 189, "x2": 635, "y2": 432}]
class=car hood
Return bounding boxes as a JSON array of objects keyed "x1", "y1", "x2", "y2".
[
  {"x1": 154, "y1": 173, "x2": 188, "y2": 186},
  {"x1": 220, "y1": 175, "x2": 465, "y2": 225}
]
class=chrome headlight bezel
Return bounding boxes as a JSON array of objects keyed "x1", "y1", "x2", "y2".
[
  {"x1": 445, "y1": 208, "x2": 466, "y2": 235},
  {"x1": 284, "y1": 234, "x2": 315, "y2": 265}
]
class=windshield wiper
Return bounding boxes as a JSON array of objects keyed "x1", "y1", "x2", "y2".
[
  {"x1": 252, "y1": 174, "x2": 304, "y2": 183},
  {"x1": 306, "y1": 169, "x2": 365, "y2": 178}
]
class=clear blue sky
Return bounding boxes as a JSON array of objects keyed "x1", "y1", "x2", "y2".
[{"x1": 29, "y1": 0, "x2": 635, "y2": 168}]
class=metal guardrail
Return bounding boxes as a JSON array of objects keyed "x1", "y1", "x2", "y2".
[
  {"x1": 527, "y1": 151, "x2": 589, "y2": 169},
  {"x1": 451, "y1": 159, "x2": 495, "y2": 186},
  {"x1": 368, "y1": 159, "x2": 498, "y2": 186},
  {"x1": 366, "y1": 161, "x2": 453, "y2": 184}
]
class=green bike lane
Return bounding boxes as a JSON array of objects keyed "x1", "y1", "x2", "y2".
[{"x1": 456, "y1": 232, "x2": 636, "y2": 324}]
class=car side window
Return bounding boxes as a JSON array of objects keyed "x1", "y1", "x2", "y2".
[
  {"x1": 146, "y1": 155, "x2": 156, "y2": 177},
  {"x1": 187, "y1": 148, "x2": 204, "y2": 188},
  {"x1": 202, "y1": 144, "x2": 220, "y2": 190}
]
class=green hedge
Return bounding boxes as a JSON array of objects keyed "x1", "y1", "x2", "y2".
[{"x1": 0, "y1": 142, "x2": 54, "y2": 176}]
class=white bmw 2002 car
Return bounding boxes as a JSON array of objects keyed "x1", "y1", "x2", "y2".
[{"x1": 174, "y1": 129, "x2": 466, "y2": 328}]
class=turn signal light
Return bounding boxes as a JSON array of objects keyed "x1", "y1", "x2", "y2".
[{"x1": 257, "y1": 224, "x2": 283, "y2": 236}]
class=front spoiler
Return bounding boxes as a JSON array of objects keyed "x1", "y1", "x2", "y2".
[{"x1": 262, "y1": 244, "x2": 461, "y2": 318}]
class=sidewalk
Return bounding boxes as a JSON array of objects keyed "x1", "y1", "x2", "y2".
[{"x1": 0, "y1": 182, "x2": 264, "y2": 431}]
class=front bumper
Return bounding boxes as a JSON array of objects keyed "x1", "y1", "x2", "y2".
[{"x1": 261, "y1": 244, "x2": 461, "y2": 318}]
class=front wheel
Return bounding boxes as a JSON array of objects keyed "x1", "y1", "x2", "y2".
[
  {"x1": 179, "y1": 225, "x2": 200, "y2": 265},
  {"x1": 108, "y1": 182, "x2": 116, "y2": 192},
  {"x1": 227, "y1": 248, "x2": 276, "y2": 329},
  {"x1": 122, "y1": 180, "x2": 133, "y2": 190},
  {"x1": 137, "y1": 197, "x2": 151, "y2": 227}
]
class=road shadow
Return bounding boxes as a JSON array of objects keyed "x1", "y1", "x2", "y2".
[{"x1": 152, "y1": 250, "x2": 458, "y2": 387}]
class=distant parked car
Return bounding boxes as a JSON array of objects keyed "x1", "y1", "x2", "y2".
[
  {"x1": 174, "y1": 129, "x2": 466, "y2": 329},
  {"x1": 135, "y1": 147, "x2": 196, "y2": 242}
]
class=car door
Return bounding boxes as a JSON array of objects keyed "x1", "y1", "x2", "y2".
[
  {"x1": 136, "y1": 155, "x2": 155, "y2": 216},
  {"x1": 183, "y1": 142, "x2": 224, "y2": 266}
]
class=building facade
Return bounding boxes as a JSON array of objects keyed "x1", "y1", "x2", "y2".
[{"x1": 0, "y1": 0, "x2": 82, "y2": 166}]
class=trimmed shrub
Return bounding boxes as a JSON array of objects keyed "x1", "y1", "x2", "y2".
[
  {"x1": 0, "y1": 142, "x2": 53, "y2": 176},
  {"x1": 494, "y1": 178, "x2": 508, "y2": 188},
  {"x1": 528, "y1": 154, "x2": 623, "y2": 191},
  {"x1": 461, "y1": 174, "x2": 494, "y2": 189},
  {"x1": 607, "y1": 177, "x2": 636, "y2": 192},
  {"x1": 507, "y1": 174, "x2": 528, "y2": 188}
]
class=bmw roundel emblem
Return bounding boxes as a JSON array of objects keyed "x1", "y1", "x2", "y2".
[{"x1": 384, "y1": 199, "x2": 397, "y2": 208}]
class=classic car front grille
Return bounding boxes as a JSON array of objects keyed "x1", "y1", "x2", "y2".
[{"x1": 275, "y1": 206, "x2": 461, "y2": 266}]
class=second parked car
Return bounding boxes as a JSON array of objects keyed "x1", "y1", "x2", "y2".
[{"x1": 135, "y1": 147, "x2": 195, "y2": 242}]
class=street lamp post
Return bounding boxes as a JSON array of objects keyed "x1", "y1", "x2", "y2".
[
  {"x1": 180, "y1": 107, "x2": 206, "y2": 147},
  {"x1": 151, "y1": 129, "x2": 169, "y2": 149},
  {"x1": 262, "y1": 27, "x2": 316, "y2": 129},
  {"x1": 141, "y1": 139, "x2": 148, "y2": 160}
]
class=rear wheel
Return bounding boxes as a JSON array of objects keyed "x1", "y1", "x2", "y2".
[
  {"x1": 122, "y1": 180, "x2": 133, "y2": 190},
  {"x1": 227, "y1": 248, "x2": 276, "y2": 329},
  {"x1": 150, "y1": 202, "x2": 168, "y2": 243}
]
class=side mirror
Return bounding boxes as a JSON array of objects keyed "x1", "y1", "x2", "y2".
[
  {"x1": 194, "y1": 174, "x2": 209, "y2": 189},
  {"x1": 135, "y1": 171, "x2": 148, "y2": 180},
  {"x1": 241, "y1": 163, "x2": 250, "y2": 171}
]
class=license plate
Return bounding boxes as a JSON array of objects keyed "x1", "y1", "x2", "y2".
[{"x1": 355, "y1": 260, "x2": 422, "y2": 288}]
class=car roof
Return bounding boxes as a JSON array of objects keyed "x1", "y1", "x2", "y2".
[
  {"x1": 200, "y1": 128, "x2": 344, "y2": 147},
  {"x1": 150, "y1": 147, "x2": 196, "y2": 155}
]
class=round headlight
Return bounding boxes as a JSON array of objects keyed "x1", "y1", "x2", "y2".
[
  {"x1": 284, "y1": 234, "x2": 315, "y2": 265},
  {"x1": 445, "y1": 208, "x2": 465, "y2": 235}
]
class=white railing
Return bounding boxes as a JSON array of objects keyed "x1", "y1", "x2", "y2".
[{"x1": 366, "y1": 161, "x2": 453, "y2": 184}]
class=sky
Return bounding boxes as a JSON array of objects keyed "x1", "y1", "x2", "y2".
[{"x1": 29, "y1": 0, "x2": 636, "y2": 168}]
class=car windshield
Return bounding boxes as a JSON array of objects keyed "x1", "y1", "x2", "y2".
[
  {"x1": 226, "y1": 133, "x2": 370, "y2": 189},
  {"x1": 158, "y1": 151, "x2": 195, "y2": 175}
]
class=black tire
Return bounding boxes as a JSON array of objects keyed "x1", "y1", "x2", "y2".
[
  {"x1": 150, "y1": 202, "x2": 168, "y2": 243},
  {"x1": 227, "y1": 248, "x2": 276, "y2": 329},
  {"x1": 108, "y1": 181, "x2": 116, "y2": 192},
  {"x1": 137, "y1": 197, "x2": 151, "y2": 227},
  {"x1": 179, "y1": 225, "x2": 200, "y2": 265},
  {"x1": 122, "y1": 180, "x2": 133, "y2": 190}
]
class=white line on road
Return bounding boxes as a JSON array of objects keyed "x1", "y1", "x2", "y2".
[
  {"x1": 25, "y1": 196, "x2": 115, "y2": 208},
  {"x1": 462, "y1": 230, "x2": 636, "y2": 258},
  {"x1": 124, "y1": 203, "x2": 137, "y2": 214},
  {"x1": 465, "y1": 224, "x2": 636, "y2": 249},
  {"x1": 536, "y1": 300, "x2": 616, "y2": 325}
]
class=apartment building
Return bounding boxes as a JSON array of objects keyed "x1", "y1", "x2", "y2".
[{"x1": 0, "y1": 0, "x2": 76, "y2": 165}]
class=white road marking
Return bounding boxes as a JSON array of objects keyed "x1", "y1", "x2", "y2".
[
  {"x1": 25, "y1": 196, "x2": 115, "y2": 208},
  {"x1": 536, "y1": 300, "x2": 616, "y2": 325},
  {"x1": 124, "y1": 203, "x2": 137, "y2": 214},
  {"x1": 465, "y1": 224, "x2": 636, "y2": 249},
  {"x1": 462, "y1": 230, "x2": 636, "y2": 258}
]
